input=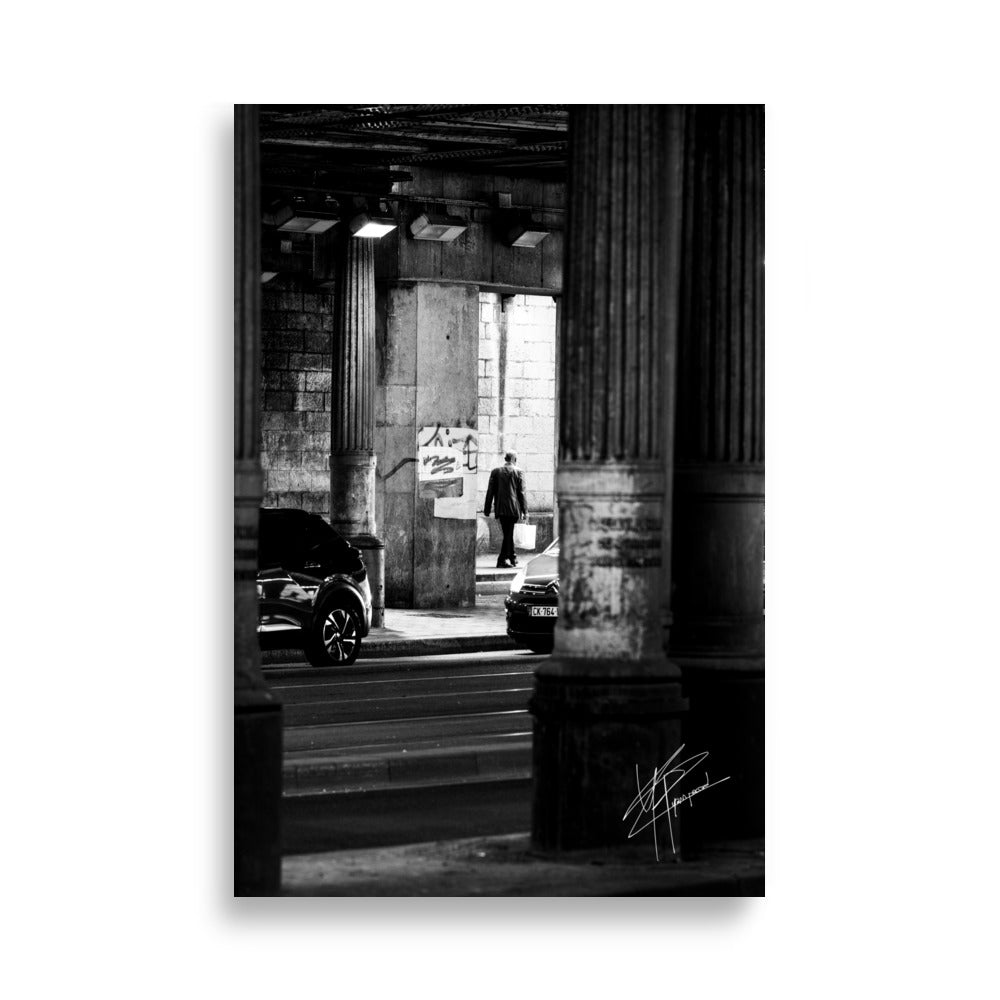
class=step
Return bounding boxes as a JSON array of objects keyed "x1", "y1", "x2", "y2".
[
  {"x1": 270, "y1": 666, "x2": 534, "y2": 702},
  {"x1": 283, "y1": 738, "x2": 532, "y2": 794},
  {"x1": 475, "y1": 565, "x2": 519, "y2": 582},
  {"x1": 280, "y1": 685, "x2": 533, "y2": 726},
  {"x1": 283, "y1": 709, "x2": 532, "y2": 755}
]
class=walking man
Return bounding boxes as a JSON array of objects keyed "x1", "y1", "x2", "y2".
[{"x1": 484, "y1": 451, "x2": 528, "y2": 568}]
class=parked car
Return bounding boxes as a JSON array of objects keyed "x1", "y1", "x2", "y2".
[
  {"x1": 504, "y1": 538, "x2": 559, "y2": 653},
  {"x1": 256, "y1": 507, "x2": 372, "y2": 666}
]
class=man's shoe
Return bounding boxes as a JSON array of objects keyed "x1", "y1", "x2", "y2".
[
  {"x1": 497, "y1": 559, "x2": 512, "y2": 568},
  {"x1": 510, "y1": 557, "x2": 518, "y2": 566}
]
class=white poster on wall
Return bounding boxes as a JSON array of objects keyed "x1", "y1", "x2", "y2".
[{"x1": 416, "y1": 423, "x2": 479, "y2": 519}]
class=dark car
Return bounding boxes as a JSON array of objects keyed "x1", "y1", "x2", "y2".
[
  {"x1": 504, "y1": 538, "x2": 559, "y2": 653},
  {"x1": 256, "y1": 508, "x2": 372, "y2": 666}
]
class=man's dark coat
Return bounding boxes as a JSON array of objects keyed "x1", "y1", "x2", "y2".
[{"x1": 484, "y1": 463, "x2": 527, "y2": 519}]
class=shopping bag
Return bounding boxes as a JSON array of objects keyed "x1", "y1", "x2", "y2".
[{"x1": 513, "y1": 521, "x2": 537, "y2": 550}]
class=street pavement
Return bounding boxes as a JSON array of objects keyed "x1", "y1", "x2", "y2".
[
  {"x1": 257, "y1": 559, "x2": 764, "y2": 894},
  {"x1": 282, "y1": 779, "x2": 532, "y2": 855},
  {"x1": 271, "y1": 649, "x2": 541, "y2": 856},
  {"x1": 261, "y1": 555, "x2": 540, "y2": 860},
  {"x1": 271, "y1": 650, "x2": 539, "y2": 798}
]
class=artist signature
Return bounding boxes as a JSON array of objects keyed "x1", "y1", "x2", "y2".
[{"x1": 622, "y1": 746, "x2": 730, "y2": 861}]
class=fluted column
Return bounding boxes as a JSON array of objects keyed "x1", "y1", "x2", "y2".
[
  {"x1": 330, "y1": 235, "x2": 384, "y2": 625},
  {"x1": 531, "y1": 105, "x2": 688, "y2": 852},
  {"x1": 234, "y1": 104, "x2": 282, "y2": 895},
  {"x1": 670, "y1": 105, "x2": 764, "y2": 840}
]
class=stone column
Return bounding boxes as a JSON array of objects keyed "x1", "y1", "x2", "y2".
[
  {"x1": 551, "y1": 296, "x2": 560, "y2": 542},
  {"x1": 234, "y1": 104, "x2": 282, "y2": 895},
  {"x1": 670, "y1": 105, "x2": 765, "y2": 842},
  {"x1": 330, "y1": 234, "x2": 385, "y2": 626},
  {"x1": 531, "y1": 105, "x2": 688, "y2": 853}
]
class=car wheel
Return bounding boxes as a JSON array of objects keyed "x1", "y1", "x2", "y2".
[{"x1": 306, "y1": 601, "x2": 362, "y2": 667}]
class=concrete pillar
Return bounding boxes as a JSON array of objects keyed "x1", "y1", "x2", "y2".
[
  {"x1": 551, "y1": 296, "x2": 560, "y2": 537},
  {"x1": 670, "y1": 105, "x2": 765, "y2": 842},
  {"x1": 531, "y1": 106, "x2": 688, "y2": 853},
  {"x1": 234, "y1": 104, "x2": 282, "y2": 895},
  {"x1": 330, "y1": 235, "x2": 385, "y2": 626}
]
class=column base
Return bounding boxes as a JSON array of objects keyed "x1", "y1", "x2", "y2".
[
  {"x1": 234, "y1": 693, "x2": 283, "y2": 896},
  {"x1": 676, "y1": 655, "x2": 764, "y2": 844},
  {"x1": 351, "y1": 533, "x2": 385, "y2": 628},
  {"x1": 530, "y1": 670, "x2": 688, "y2": 855}
]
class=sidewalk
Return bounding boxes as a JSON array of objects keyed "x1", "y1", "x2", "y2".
[
  {"x1": 261, "y1": 598, "x2": 515, "y2": 664},
  {"x1": 281, "y1": 834, "x2": 765, "y2": 896},
  {"x1": 261, "y1": 556, "x2": 520, "y2": 664}
]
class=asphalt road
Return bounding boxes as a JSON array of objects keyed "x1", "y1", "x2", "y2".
[
  {"x1": 282, "y1": 778, "x2": 532, "y2": 854},
  {"x1": 268, "y1": 650, "x2": 543, "y2": 854}
]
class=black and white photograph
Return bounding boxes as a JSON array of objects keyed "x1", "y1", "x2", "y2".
[{"x1": 235, "y1": 104, "x2": 765, "y2": 896}]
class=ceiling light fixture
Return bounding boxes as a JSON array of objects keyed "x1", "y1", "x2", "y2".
[
  {"x1": 350, "y1": 210, "x2": 397, "y2": 239},
  {"x1": 262, "y1": 199, "x2": 294, "y2": 229},
  {"x1": 263, "y1": 195, "x2": 340, "y2": 235},
  {"x1": 505, "y1": 216, "x2": 549, "y2": 248},
  {"x1": 278, "y1": 211, "x2": 339, "y2": 236},
  {"x1": 409, "y1": 208, "x2": 468, "y2": 243}
]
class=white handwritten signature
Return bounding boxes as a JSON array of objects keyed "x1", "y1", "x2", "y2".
[{"x1": 622, "y1": 746, "x2": 730, "y2": 861}]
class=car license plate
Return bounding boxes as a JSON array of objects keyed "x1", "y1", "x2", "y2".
[{"x1": 529, "y1": 606, "x2": 558, "y2": 617}]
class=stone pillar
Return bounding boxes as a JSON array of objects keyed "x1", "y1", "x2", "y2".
[
  {"x1": 551, "y1": 296, "x2": 560, "y2": 538},
  {"x1": 670, "y1": 105, "x2": 765, "y2": 842},
  {"x1": 330, "y1": 234, "x2": 385, "y2": 626},
  {"x1": 234, "y1": 104, "x2": 282, "y2": 895},
  {"x1": 531, "y1": 105, "x2": 688, "y2": 853}
]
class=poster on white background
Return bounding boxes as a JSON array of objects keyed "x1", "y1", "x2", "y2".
[{"x1": 416, "y1": 424, "x2": 479, "y2": 519}]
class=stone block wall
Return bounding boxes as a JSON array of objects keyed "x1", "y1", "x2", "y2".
[
  {"x1": 477, "y1": 293, "x2": 557, "y2": 549},
  {"x1": 259, "y1": 281, "x2": 333, "y2": 514}
]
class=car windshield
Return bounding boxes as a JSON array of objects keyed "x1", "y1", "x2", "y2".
[
  {"x1": 258, "y1": 509, "x2": 349, "y2": 571},
  {"x1": 542, "y1": 537, "x2": 559, "y2": 558}
]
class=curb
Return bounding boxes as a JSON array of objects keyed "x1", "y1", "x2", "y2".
[{"x1": 262, "y1": 633, "x2": 518, "y2": 664}]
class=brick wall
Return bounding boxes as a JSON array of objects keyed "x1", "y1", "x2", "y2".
[{"x1": 259, "y1": 282, "x2": 333, "y2": 514}]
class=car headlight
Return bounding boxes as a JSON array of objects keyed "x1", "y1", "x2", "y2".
[{"x1": 509, "y1": 568, "x2": 526, "y2": 594}]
